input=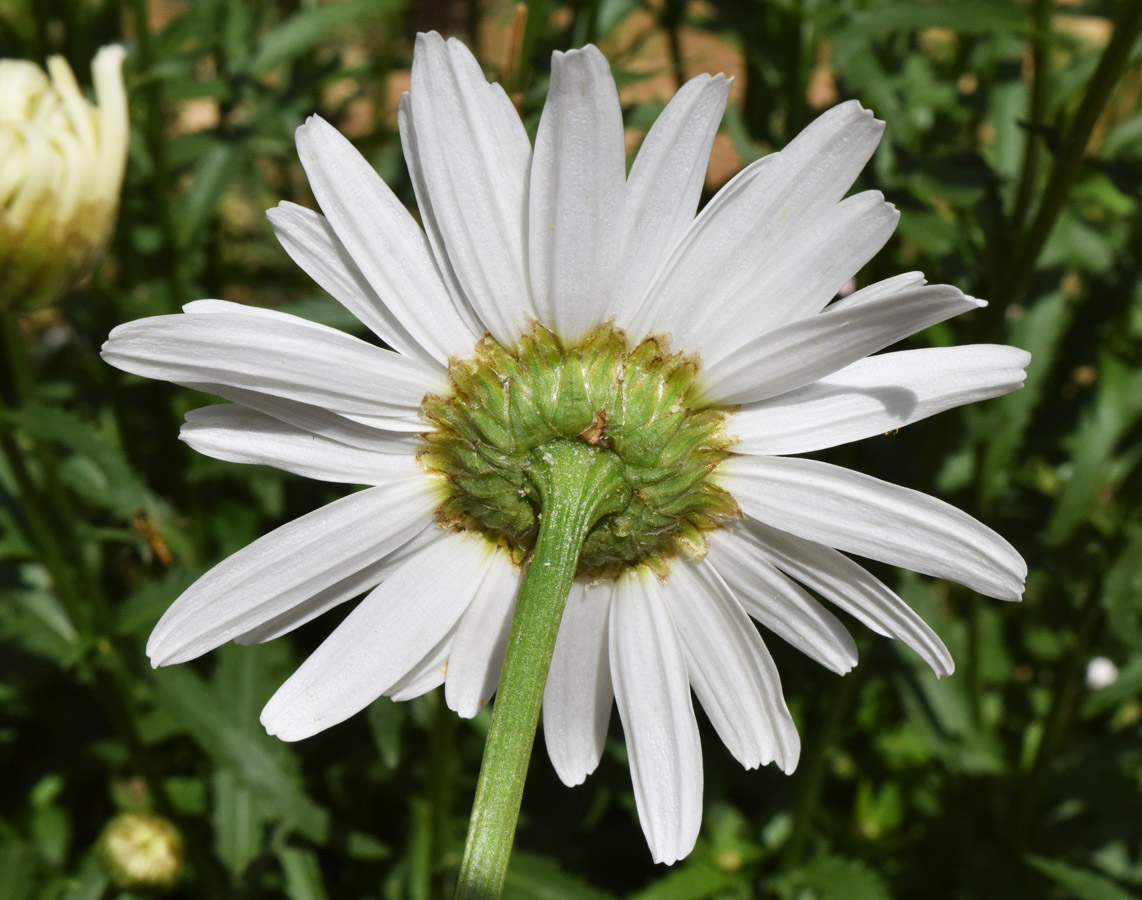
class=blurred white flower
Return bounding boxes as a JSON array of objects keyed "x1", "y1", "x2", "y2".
[
  {"x1": 102, "y1": 33, "x2": 1028, "y2": 864},
  {"x1": 0, "y1": 44, "x2": 128, "y2": 310},
  {"x1": 1085, "y1": 656, "x2": 1118, "y2": 690}
]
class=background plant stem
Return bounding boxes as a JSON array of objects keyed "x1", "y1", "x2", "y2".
[{"x1": 998, "y1": 1, "x2": 1142, "y2": 306}]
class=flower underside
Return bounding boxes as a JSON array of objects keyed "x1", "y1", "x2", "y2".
[{"x1": 420, "y1": 322, "x2": 740, "y2": 579}]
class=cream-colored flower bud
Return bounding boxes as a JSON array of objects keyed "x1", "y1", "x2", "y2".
[
  {"x1": 97, "y1": 811, "x2": 185, "y2": 893},
  {"x1": 0, "y1": 44, "x2": 128, "y2": 312}
]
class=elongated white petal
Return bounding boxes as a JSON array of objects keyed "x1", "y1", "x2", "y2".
[
  {"x1": 696, "y1": 192, "x2": 900, "y2": 361},
  {"x1": 543, "y1": 581, "x2": 614, "y2": 786},
  {"x1": 181, "y1": 297, "x2": 345, "y2": 327},
  {"x1": 397, "y1": 92, "x2": 468, "y2": 321},
  {"x1": 235, "y1": 521, "x2": 443, "y2": 646},
  {"x1": 407, "y1": 33, "x2": 534, "y2": 346},
  {"x1": 631, "y1": 101, "x2": 883, "y2": 338},
  {"x1": 832, "y1": 271, "x2": 926, "y2": 309},
  {"x1": 529, "y1": 46, "x2": 626, "y2": 342},
  {"x1": 295, "y1": 115, "x2": 481, "y2": 363},
  {"x1": 445, "y1": 548, "x2": 521, "y2": 718},
  {"x1": 102, "y1": 312, "x2": 443, "y2": 421},
  {"x1": 732, "y1": 345, "x2": 1031, "y2": 456},
  {"x1": 147, "y1": 478, "x2": 438, "y2": 665},
  {"x1": 615, "y1": 74, "x2": 730, "y2": 323},
  {"x1": 266, "y1": 202, "x2": 432, "y2": 365},
  {"x1": 744, "y1": 520, "x2": 954, "y2": 676},
  {"x1": 387, "y1": 623, "x2": 457, "y2": 702},
  {"x1": 609, "y1": 570, "x2": 702, "y2": 865},
  {"x1": 180, "y1": 383, "x2": 424, "y2": 449},
  {"x1": 720, "y1": 455, "x2": 1027, "y2": 600},
  {"x1": 261, "y1": 531, "x2": 495, "y2": 740},
  {"x1": 181, "y1": 405, "x2": 418, "y2": 483},
  {"x1": 701, "y1": 285, "x2": 984, "y2": 405},
  {"x1": 708, "y1": 528, "x2": 857, "y2": 674},
  {"x1": 665, "y1": 560, "x2": 800, "y2": 771}
]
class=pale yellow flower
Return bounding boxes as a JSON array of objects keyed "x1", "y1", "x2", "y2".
[{"x1": 0, "y1": 45, "x2": 128, "y2": 311}]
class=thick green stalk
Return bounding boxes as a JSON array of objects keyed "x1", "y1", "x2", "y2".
[
  {"x1": 998, "y1": 1, "x2": 1142, "y2": 305},
  {"x1": 454, "y1": 440, "x2": 629, "y2": 900},
  {"x1": 1010, "y1": 0, "x2": 1052, "y2": 233}
]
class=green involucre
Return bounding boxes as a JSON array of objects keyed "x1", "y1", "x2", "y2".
[{"x1": 419, "y1": 323, "x2": 740, "y2": 578}]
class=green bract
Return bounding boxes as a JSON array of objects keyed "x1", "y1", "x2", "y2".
[{"x1": 420, "y1": 323, "x2": 740, "y2": 578}]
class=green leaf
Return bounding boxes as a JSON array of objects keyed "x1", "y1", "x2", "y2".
[
  {"x1": 249, "y1": 0, "x2": 401, "y2": 73},
  {"x1": 842, "y1": 1, "x2": 1025, "y2": 39},
  {"x1": 276, "y1": 845, "x2": 331, "y2": 900},
  {"x1": 791, "y1": 854, "x2": 895, "y2": 900},
  {"x1": 981, "y1": 287, "x2": 1070, "y2": 502},
  {"x1": 1026, "y1": 856, "x2": 1139, "y2": 900},
  {"x1": 1099, "y1": 526, "x2": 1142, "y2": 650},
  {"x1": 174, "y1": 141, "x2": 242, "y2": 250},
  {"x1": 213, "y1": 768, "x2": 263, "y2": 877},
  {"x1": 2, "y1": 406, "x2": 166, "y2": 523},
  {"x1": 0, "y1": 842, "x2": 41, "y2": 900},
  {"x1": 151, "y1": 665, "x2": 334, "y2": 844},
  {"x1": 1045, "y1": 355, "x2": 1142, "y2": 544},
  {"x1": 503, "y1": 852, "x2": 616, "y2": 900},
  {"x1": 627, "y1": 859, "x2": 739, "y2": 900},
  {"x1": 61, "y1": 854, "x2": 111, "y2": 900}
]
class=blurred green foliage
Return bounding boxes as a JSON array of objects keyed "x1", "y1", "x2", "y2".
[{"x1": 2, "y1": 0, "x2": 1141, "y2": 898}]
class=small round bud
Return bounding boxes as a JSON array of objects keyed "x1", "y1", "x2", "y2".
[{"x1": 97, "y1": 811, "x2": 185, "y2": 893}]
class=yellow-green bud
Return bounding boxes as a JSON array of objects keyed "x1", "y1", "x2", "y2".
[
  {"x1": 420, "y1": 323, "x2": 740, "y2": 579},
  {"x1": 97, "y1": 811, "x2": 185, "y2": 893},
  {"x1": 0, "y1": 45, "x2": 128, "y2": 312}
]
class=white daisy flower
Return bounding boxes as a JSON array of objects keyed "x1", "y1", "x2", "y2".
[{"x1": 102, "y1": 33, "x2": 1028, "y2": 866}]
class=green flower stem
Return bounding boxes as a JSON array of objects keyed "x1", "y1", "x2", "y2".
[
  {"x1": 454, "y1": 440, "x2": 630, "y2": 900},
  {"x1": 998, "y1": 0, "x2": 1142, "y2": 306},
  {"x1": 130, "y1": 0, "x2": 187, "y2": 305},
  {"x1": 1010, "y1": 0, "x2": 1052, "y2": 233}
]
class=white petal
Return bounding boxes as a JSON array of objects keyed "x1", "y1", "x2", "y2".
[
  {"x1": 181, "y1": 405, "x2": 419, "y2": 483},
  {"x1": 543, "y1": 581, "x2": 614, "y2": 786},
  {"x1": 397, "y1": 92, "x2": 468, "y2": 320},
  {"x1": 147, "y1": 477, "x2": 438, "y2": 665},
  {"x1": 529, "y1": 45, "x2": 626, "y2": 342},
  {"x1": 406, "y1": 33, "x2": 534, "y2": 346},
  {"x1": 235, "y1": 521, "x2": 442, "y2": 646},
  {"x1": 181, "y1": 298, "x2": 321, "y2": 321},
  {"x1": 614, "y1": 74, "x2": 730, "y2": 324},
  {"x1": 665, "y1": 560, "x2": 801, "y2": 771},
  {"x1": 295, "y1": 115, "x2": 482, "y2": 363},
  {"x1": 266, "y1": 202, "x2": 433, "y2": 366},
  {"x1": 445, "y1": 548, "x2": 521, "y2": 718},
  {"x1": 701, "y1": 285, "x2": 984, "y2": 405},
  {"x1": 101, "y1": 312, "x2": 444, "y2": 421},
  {"x1": 694, "y1": 192, "x2": 900, "y2": 362},
  {"x1": 832, "y1": 271, "x2": 926, "y2": 309},
  {"x1": 387, "y1": 623, "x2": 457, "y2": 702},
  {"x1": 630, "y1": 101, "x2": 884, "y2": 338},
  {"x1": 744, "y1": 520, "x2": 954, "y2": 676},
  {"x1": 178, "y1": 384, "x2": 423, "y2": 449},
  {"x1": 609, "y1": 569, "x2": 702, "y2": 865},
  {"x1": 261, "y1": 531, "x2": 496, "y2": 740},
  {"x1": 731, "y1": 345, "x2": 1031, "y2": 456},
  {"x1": 719, "y1": 455, "x2": 1027, "y2": 601},
  {"x1": 708, "y1": 528, "x2": 857, "y2": 675}
]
